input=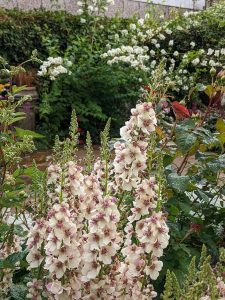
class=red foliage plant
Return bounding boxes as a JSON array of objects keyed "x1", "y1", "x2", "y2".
[{"x1": 172, "y1": 101, "x2": 191, "y2": 119}]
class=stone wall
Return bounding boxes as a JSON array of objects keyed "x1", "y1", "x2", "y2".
[{"x1": 0, "y1": 0, "x2": 172, "y2": 17}]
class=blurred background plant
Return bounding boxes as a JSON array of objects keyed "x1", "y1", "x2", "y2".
[{"x1": 1, "y1": 2, "x2": 224, "y2": 146}]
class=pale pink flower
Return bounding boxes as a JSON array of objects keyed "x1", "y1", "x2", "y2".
[
  {"x1": 47, "y1": 257, "x2": 67, "y2": 279},
  {"x1": 46, "y1": 280, "x2": 63, "y2": 295},
  {"x1": 145, "y1": 258, "x2": 163, "y2": 280},
  {"x1": 98, "y1": 245, "x2": 117, "y2": 264},
  {"x1": 217, "y1": 277, "x2": 225, "y2": 297},
  {"x1": 128, "y1": 258, "x2": 145, "y2": 277},
  {"x1": 81, "y1": 260, "x2": 101, "y2": 281},
  {"x1": 26, "y1": 250, "x2": 44, "y2": 269},
  {"x1": 27, "y1": 279, "x2": 43, "y2": 300}
]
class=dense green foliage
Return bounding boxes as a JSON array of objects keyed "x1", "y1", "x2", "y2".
[
  {"x1": 1, "y1": 3, "x2": 225, "y2": 144},
  {"x1": 0, "y1": 9, "x2": 144, "y2": 145}
]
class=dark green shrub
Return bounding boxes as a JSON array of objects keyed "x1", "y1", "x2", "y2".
[{"x1": 0, "y1": 9, "x2": 143, "y2": 145}]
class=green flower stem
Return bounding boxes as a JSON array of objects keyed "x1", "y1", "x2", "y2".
[
  {"x1": 104, "y1": 159, "x2": 108, "y2": 195},
  {"x1": 59, "y1": 171, "x2": 64, "y2": 204}
]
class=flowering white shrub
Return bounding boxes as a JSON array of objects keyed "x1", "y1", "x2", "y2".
[
  {"x1": 77, "y1": 0, "x2": 114, "y2": 16},
  {"x1": 38, "y1": 57, "x2": 72, "y2": 81},
  {"x1": 21, "y1": 102, "x2": 170, "y2": 299},
  {"x1": 101, "y1": 3, "x2": 225, "y2": 93},
  {"x1": 102, "y1": 46, "x2": 150, "y2": 71}
]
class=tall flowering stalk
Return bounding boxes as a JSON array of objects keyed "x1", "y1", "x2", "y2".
[{"x1": 24, "y1": 99, "x2": 169, "y2": 299}]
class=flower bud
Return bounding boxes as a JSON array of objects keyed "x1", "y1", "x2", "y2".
[{"x1": 210, "y1": 67, "x2": 216, "y2": 76}]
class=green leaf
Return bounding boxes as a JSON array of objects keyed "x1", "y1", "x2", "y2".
[
  {"x1": 169, "y1": 205, "x2": 180, "y2": 216},
  {"x1": 0, "y1": 133, "x2": 14, "y2": 144},
  {"x1": 0, "y1": 223, "x2": 24, "y2": 239},
  {"x1": 8, "y1": 116, "x2": 26, "y2": 125},
  {"x1": 23, "y1": 166, "x2": 43, "y2": 177},
  {"x1": 12, "y1": 85, "x2": 27, "y2": 94},
  {"x1": 194, "y1": 127, "x2": 219, "y2": 146},
  {"x1": 167, "y1": 173, "x2": 190, "y2": 192},
  {"x1": 0, "y1": 190, "x2": 26, "y2": 208},
  {"x1": 195, "y1": 190, "x2": 210, "y2": 203},
  {"x1": 0, "y1": 223, "x2": 10, "y2": 236},
  {"x1": 15, "y1": 127, "x2": 44, "y2": 139},
  {"x1": 163, "y1": 154, "x2": 175, "y2": 167},
  {"x1": 179, "y1": 202, "x2": 191, "y2": 214},
  {"x1": 204, "y1": 85, "x2": 215, "y2": 97},
  {"x1": 0, "y1": 251, "x2": 27, "y2": 269},
  {"x1": 218, "y1": 133, "x2": 225, "y2": 144},
  {"x1": 14, "y1": 225, "x2": 26, "y2": 237},
  {"x1": 10, "y1": 284, "x2": 27, "y2": 300},
  {"x1": 216, "y1": 118, "x2": 225, "y2": 133},
  {"x1": 176, "y1": 132, "x2": 197, "y2": 153},
  {"x1": 207, "y1": 154, "x2": 225, "y2": 172}
]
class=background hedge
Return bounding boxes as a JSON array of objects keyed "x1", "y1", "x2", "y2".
[
  {"x1": 1, "y1": 4, "x2": 225, "y2": 146},
  {"x1": 0, "y1": 9, "x2": 143, "y2": 146}
]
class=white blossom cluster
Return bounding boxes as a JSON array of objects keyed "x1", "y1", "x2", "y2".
[
  {"x1": 81, "y1": 196, "x2": 121, "y2": 282},
  {"x1": 102, "y1": 45, "x2": 150, "y2": 71},
  {"x1": 102, "y1": 4, "x2": 225, "y2": 92},
  {"x1": 47, "y1": 161, "x2": 84, "y2": 205},
  {"x1": 23, "y1": 101, "x2": 170, "y2": 299},
  {"x1": 130, "y1": 177, "x2": 158, "y2": 220},
  {"x1": 113, "y1": 102, "x2": 157, "y2": 191},
  {"x1": 112, "y1": 102, "x2": 170, "y2": 292},
  {"x1": 120, "y1": 179, "x2": 169, "y2": 284},
  {"x1": 44, "y1": 203, "x2": 81, "y2": 280},
  {"x1": 77, "y1": 0, "x2": 114, "y2": 15},
  {"x1": 38, "y1": 57, "x2": 72, "y2": 81},
  {"x1": 26, "y1": 218, "x2": 48, "y2": 270},
  {"x1": 123, "y1": 211, "x2": 169, "y2": 281}
]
